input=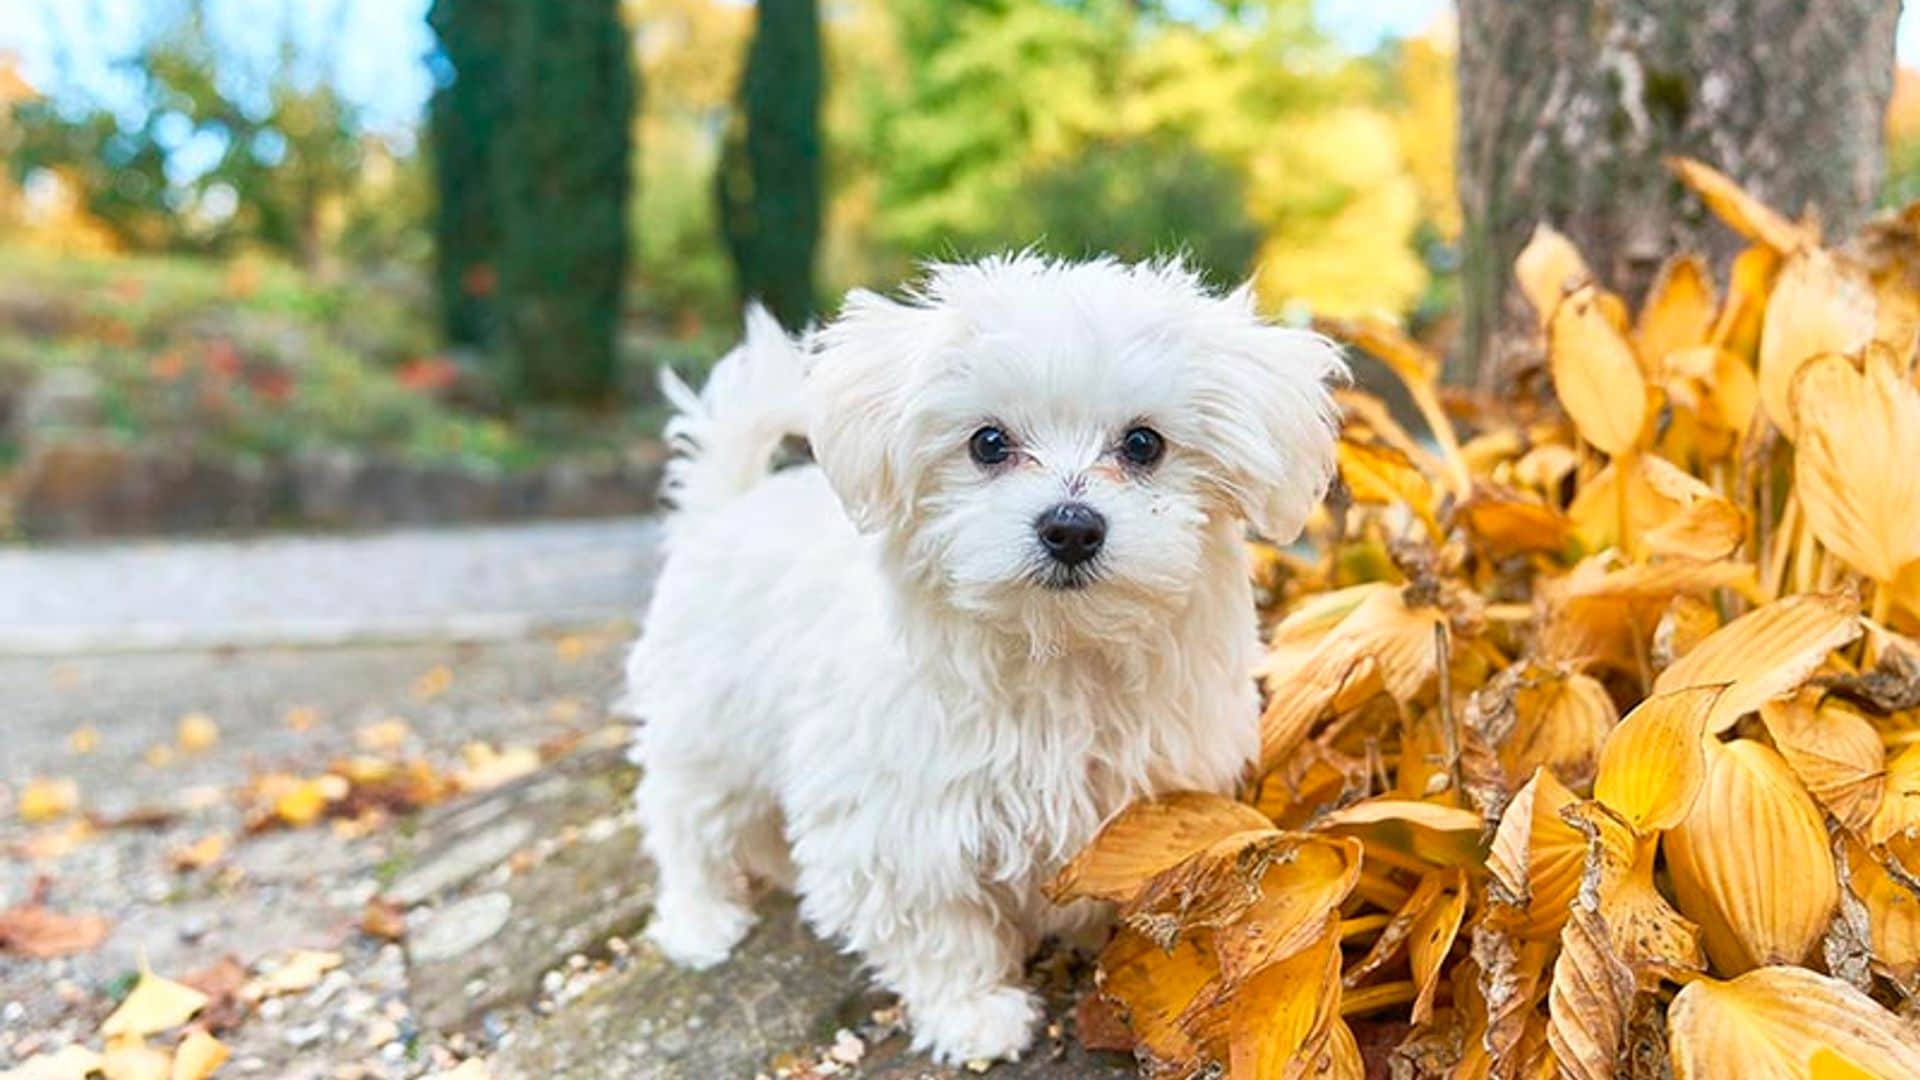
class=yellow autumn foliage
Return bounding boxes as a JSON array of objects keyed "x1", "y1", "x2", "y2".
[{"x1": 1059, "y1": 160, "x2": 1920, "y2": 1078}]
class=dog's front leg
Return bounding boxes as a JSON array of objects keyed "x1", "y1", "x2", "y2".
[{"x1": 798, "y1": 860, "x2": 1039, "y2": 1064}]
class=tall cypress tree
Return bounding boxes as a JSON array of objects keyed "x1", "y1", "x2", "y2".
[
  {"x1": 717, "y1": 0, "x2": 822, "y2": 331},
  {"x1": 494, "y1": 0, "x2": 636, "y2": 405},
  {"x1": 426, "y1": 0, "x2": 505, "y2": 349}
]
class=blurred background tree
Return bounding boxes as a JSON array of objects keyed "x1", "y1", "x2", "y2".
[
  {"x1": 3, "y1": 1, "x2": 375, "y2": 269},
  {"x1": 716, "y1": 0, "x2": 822, "y2": 331},
  {"x1": 492, "y1": 0, "x2": 635, "y2": 406},
  {"x1": 428, "y1": 0, "x2": 635, "y2": 406},
  {"x1": 426, "y1": 0, "x2": 503, "y2": 351},
  {"x1": 0, "y1": 0, "x2": 1913, "y2": 481}
]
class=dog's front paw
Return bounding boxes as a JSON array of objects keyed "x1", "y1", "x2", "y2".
[
  {"x1": 646, "y1": 897, "x2": 756, "y2": 970},
  {"x1": 911, "y1": 985, "x2": 1041, "y2": 1065}
]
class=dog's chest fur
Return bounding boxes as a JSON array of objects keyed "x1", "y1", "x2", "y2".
[{"x1": 902, "y1": 588, "x2": 1259, "y2": 890}]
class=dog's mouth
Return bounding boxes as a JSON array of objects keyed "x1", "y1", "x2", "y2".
[{"x1": 1035, "y1": 562, "x2": 1099, "y2": 591}]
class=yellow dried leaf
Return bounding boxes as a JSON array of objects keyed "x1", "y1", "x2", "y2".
[
  {"x1": 101, "y1": 964, "x2": 209, "y2": 1038},
  {"x1": 1096, "y1": 928, "x2": 1214, "y2": 1066},
  {"x1": 175, "y1": 713, "x2": 218, "y2": 753},
  {"x1": 251, "y1": 949, "x2": 342, "y2": 997},
  {"x1": 1664, "y1": 344, "x2": 1760, "y2": 447},
  {"x1": 167, "y1": 834, "x2": 227, "y2": 872},
  {"x1": 1710, "y1": 246, "x2": 1783, "y2": 356},
  {"x1": 1761, "y1": 250, "x2": 1878, "y2": 440},
  {"x1": 1602, "y1": 832, "x2": 1707, "y2": 978},
  {"x1": 453, "y1": 744, "x2": 541, "y2": 793},
  {"x1": 1845, "y1": 841, "x2": 1920, "y2": 990},
  {"x1": 1665, "y1": 740, "x2": 1837, "y2": 975},
  {"x1": 68, "y1": 726, "x2": 100, "y2": 755},
  {"x1": 1313, "y1": 799, "x2": 1486, "y2": 868},
  {"x1": 1487, "y1": 770, "x2": 1629, "y2": 941},
  {"x1": 1867, "y1": 743, "x2": 1920, "y2": 855},
  {"x1": 1494, "y1": 665, "x2": 1618, "y2": 791},
  {"x1": 1515, "y1": 223, "x2": 1592, "y2": 325},
  {"x1": 1635, "y1": 253, "x2": 1717, "y2": 371},
  {"x1": 170, "y1": 1030, "x2": 228, "y2": 1080},
  {"x1": 1540, "y1": 557, "x2": 1756, "y2": 672},
  {"x1": 1208, "y1": 836, "x2": 1360, "y2": 982},
  {"x1": 355, "y1": 718, "x2": 412, "y2": 753},
  {"x1": 100, "y1": 1037, "x2": 169, "y2": 1080},
  {"x1": 1793, "y1": 349, "x2": 1920, "y2": 583},
  {"x1": 1258, "y1": 584, "x2": 1444, "y2": 771},
  {"x1": 412, "y1": 665, "x2": 454, "y2": 701},
  {"x1": 270, "y1": 777, "x2": 335, "y2": 828},
  {"x1": 1317, "y1": 315, "x2": 1439, "y2": 388},
  {"x1": 1593, "y1": 685, "x2": 1723, "y2": 835},
  {"x1": 1666, "y1": 156, "x2": 1818, "y2": 255},
  {"x1": 1550, "y1": 285, "x2": 1650, "y2": 456},
  {"x1": 1569, "y1": 455, "x2": 1746, "y2": 562},
  {"x1": 1220, "y1": 916, "x2": 1345, "y2": 1078},
  {"x1": 1408, "y1": 867, "x2": 1468, "y2": 1024},
  {"x1": 1338, "y1": 438, "x2": 1438, "y2": 530},
  {"x1": 1457, "y1": 487, "x2": 1576, "y2": 561},
  {"x1": 1667, "y1": 966, "x2": 1920, "y2": 1080},
  {"x1": 1759, "y1": 695, "x2": 1886, "y2": 832},
  {"x1": 1546, "y1": 903, "x2": 1635, "y2": 1080},
  {"x1": 17, "y1": 778, "x2": 79, "y2": 823},
  {"x1": 1652, "y1": 593, "x2": 1860, "y2": 733},
  {"x1": 0, "y1": 1044, "x2": 104, "y2": 1080},
  {"x1": 1048, "y1": 792, "x2": 1275, "y2": 904}
]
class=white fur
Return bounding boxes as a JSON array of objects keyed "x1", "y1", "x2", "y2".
[{"x1": 626, "y1": 257, "x2": 1343, "y2": 1063}]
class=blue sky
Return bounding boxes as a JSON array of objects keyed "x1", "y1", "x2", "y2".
[{"x1": 0, "y1": 0, "x2": 1914, "y2": 136}]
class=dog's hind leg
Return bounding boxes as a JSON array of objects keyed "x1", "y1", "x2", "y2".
[{"x1": 634, "y1": 766, "x2": 765, "y2": 969}]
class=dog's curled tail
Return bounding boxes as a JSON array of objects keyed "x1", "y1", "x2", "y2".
[{"x1": 657, "y1": 304, "x2": 807, "y2": 521}]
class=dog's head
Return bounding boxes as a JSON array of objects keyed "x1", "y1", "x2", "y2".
[{"x1": 808, "y1": 255, "x2": 1343, "y2": 641}]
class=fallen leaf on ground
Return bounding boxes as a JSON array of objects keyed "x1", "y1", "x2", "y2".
[
  {"x1": 99, "y1": 1037, "x2": 169, "y2": 1080},
  {"x1": 0, "y1": 1045, "x2": 104, "y2": 1080},
  {"x1": 17, "y1": 778, "x2": 79, "y2": 822},
  {"x1": 246, "y1": 949, "x2": 342, "y2": 998},
  {"x1": 167, "y1": 834, "x2": 227, "y2": 872},
  {"x1": 175, "y1": 714, "x2": 219, "y2": 753},
  {"x1": 0, "y1": 902, "x2": 110, "y2": 958},
  {"x1": 102, "y1": 963, "x2": 209, "y2": 1038},
  {"x1": 169, "y1": 1029, "x2": 228, "y2": 1080}
]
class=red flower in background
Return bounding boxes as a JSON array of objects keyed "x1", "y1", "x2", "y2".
[
  {"x1": 460, "y1": 263, "x2": 497, "y2": 298},
  {"x1": 204, "y1": 339, "x2": 243, "y2": 379},
  {"x1": 397, "y1": 356, "x2": 460, "y2": 393}
]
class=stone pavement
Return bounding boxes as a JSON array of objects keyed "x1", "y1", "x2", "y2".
[
  {"x1": 0, "y1": 517, "x2": 662, "y2": 654},
  {"x1": 0, "y1": 526, "x2": 1137, "y2": 1079}
]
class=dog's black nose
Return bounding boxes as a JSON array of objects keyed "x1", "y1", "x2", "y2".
[{"x1": 1035, "y1": 503, "x2": 1106, "y2": 566}]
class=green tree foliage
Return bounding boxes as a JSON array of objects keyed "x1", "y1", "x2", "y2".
[
  {"x1": 3, "y1": 1, "x2": 368, "y2": 267},
  {"x1": 431, "y1": 0, "x2": 636, "y2": 405},
  {"x1": 716, "y1": 0, "x2": 823, "y2": 330},
  {"x1": 427, "y1": 0, "x2": 505, "y2": 349},
  {"x1": 833, "y1": 0, "x2": 1430, "y2": 314}
]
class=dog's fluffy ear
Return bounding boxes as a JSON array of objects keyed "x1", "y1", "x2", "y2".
[
  {"x1": 1187, "y1": 286, "x2": 1346, "y2": 543},
  {"x1": 808, "y1": 287, "x2": 963, "y2": 532}
]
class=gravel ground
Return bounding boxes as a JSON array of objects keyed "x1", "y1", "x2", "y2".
[{"x1": 0, "y1": 633, "x2": 633, "y2": 1078}]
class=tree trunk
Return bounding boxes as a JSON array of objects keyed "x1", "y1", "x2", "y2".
[{"x1": 1455, "y1": 0, "x2": 1902, "y2": 389}]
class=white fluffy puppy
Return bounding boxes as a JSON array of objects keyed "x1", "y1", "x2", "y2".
[{"x1": 626, "y1": 255, "x2": 1342, "y2": 1064}]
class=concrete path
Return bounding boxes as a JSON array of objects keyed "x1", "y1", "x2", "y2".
[{"x1": 0, "y1": 518, "x2": 662, "y2": 654}]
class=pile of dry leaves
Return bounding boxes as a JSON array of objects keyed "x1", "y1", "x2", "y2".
[{"x1": 1051, "y1": 159, "x2": 1920, "y2": 1078}]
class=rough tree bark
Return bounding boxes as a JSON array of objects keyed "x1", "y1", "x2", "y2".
[{"x1": 1456, "y1": 0, "x2": 1903, "y2": 388}]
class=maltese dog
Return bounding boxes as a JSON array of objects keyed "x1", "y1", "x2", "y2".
[{"x1": 625, "y1": 255, "x2": 1342, "y2": 1064}]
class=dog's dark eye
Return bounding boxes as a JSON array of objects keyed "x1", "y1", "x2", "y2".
[
  {"x1": 969, "y1": 426, "x2": 1012, "y2": 466},
  {"x1": 1120, "y1": 426, "x2": 1165, "y2": 468}
]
